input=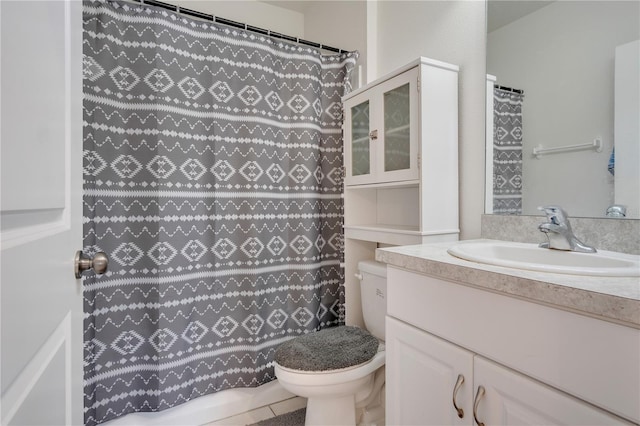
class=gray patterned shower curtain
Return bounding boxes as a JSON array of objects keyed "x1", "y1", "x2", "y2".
[
  {"x1": 82, "y1": 1, "x2": 357, "y2": 424},
  {"x1": 493, "y1": 88, "x2": 524, "y2": 214}
]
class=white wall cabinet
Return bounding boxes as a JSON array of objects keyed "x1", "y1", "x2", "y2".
[
  {"x1": 344, "y1": 67, "x2": 419, "y2": 186},
  {"x1": 343, "y1": 58, "x2": 459, "y2": 326},
  {"x1": 343, "y1": 57, "x2": 459, "y2": 246},
  {"x1": 386, "y1": 267, "x2": 637, "y2": 425}
]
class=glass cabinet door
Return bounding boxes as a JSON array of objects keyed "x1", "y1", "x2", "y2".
[
  {"x1": 344, "y1": 66, "x2": 418, "y2": 186},
  {"x1": 383, "y1": 83, "x2": 411, "y2": 172},
  {"x1": 350, "y1": 100, "x2": 371, "y2": 177}
]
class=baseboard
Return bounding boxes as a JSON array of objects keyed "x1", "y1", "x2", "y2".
[{"x1": 106, "y1": 380, "x2": 294, "y2": 426}]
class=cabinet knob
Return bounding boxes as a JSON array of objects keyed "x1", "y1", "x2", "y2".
[
  {"x1": 452, "y1": 374, "x2": 465, "y2": 418},
  {"x1": 369, "y1": 129, "x2": 378, "y2": 140},
  {"x1": 473, "y1": 385, "x2": 486, "y2": 426}
]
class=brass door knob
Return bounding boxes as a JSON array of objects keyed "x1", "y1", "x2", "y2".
[{"x1": 74, "y1": 251, "x2": 108, "y2": 278}]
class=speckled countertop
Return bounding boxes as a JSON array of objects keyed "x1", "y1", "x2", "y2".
[{"x1": 375, "y1": 239, "x2": 640, "y2": 328}]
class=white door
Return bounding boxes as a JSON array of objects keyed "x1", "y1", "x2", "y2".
[
  {"x1": 1, "y1": 1, "x2": 84, "y2": 424},
  {"x1": 386, "y1": 316, "x2": 473, "y2": 426}
]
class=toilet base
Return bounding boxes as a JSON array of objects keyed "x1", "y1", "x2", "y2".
[
  {"x1": 274, "y1": 351, "x2": 386, "y2": 426},
  {"x1": 306, "y1": 394, "x2": 356, "y2": 425}
]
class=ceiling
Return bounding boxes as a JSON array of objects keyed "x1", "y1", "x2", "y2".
[
  {"x1": 487, "y1": 1, "x2": 555, "y2": 32},
  {"x1": 260, "y1": 1, "x2": 310, "y2": 14},
  {"x1": 261, "y1": 0, "x2": 556, "y2": 34}
]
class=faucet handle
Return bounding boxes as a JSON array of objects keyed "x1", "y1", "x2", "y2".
[
  {"x1": 606, "y1": 204, "x2": 626, "y2": 218},
  {"x1": 538, "y1": 205, "x2": 568, "y2": 225}
]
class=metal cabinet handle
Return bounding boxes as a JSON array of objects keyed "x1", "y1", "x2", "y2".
[
  {"x1": 452, "y1": 374, "x2": 465, "y2": 418},
  {"x1": 473, "y1": 385, "x2": 486, "y2": 426},
  {"x1": 369, "y1": 129, "x2": 378, "y2": 140},
  {"x1": 74, "y1": 251, "x2": 108, "y2": 278}
]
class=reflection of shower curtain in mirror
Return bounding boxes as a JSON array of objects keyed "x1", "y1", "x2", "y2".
[{"x1": 493, "y1": 88, "x2": 524, "y2": 214}]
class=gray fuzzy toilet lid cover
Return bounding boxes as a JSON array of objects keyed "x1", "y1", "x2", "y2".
[{"x1": 274, "y1": 326, "x2": 379, "y2": 372}]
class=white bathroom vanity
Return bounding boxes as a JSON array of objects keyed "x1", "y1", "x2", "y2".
[{"x1": 377, "y1": 240, "x2": 640, "y2": 425}]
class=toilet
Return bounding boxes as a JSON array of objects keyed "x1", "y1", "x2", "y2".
[{"x1": 274, "y1": 260, "x2": 387, "y2": 425}]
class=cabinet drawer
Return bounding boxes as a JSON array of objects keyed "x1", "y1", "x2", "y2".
[{"x1": 387, "y1": 266, "x2": 640, "y2": 423}]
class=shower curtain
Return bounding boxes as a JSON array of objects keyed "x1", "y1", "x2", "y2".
[
  {"x1": 82, "y1": 1, "x2": 357, "y2": 424},
  {"x1": 493, "y1": 87, "x2": 524, "y2": 214}
]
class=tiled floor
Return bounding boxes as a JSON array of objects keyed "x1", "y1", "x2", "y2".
[{"x1": 203, "y1": 397, "x2": 307, "y2": 426}]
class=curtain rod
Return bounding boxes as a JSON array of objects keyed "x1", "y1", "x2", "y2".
[
  {"x1": 129, "y1": 0, "x2": 346, "y2": 54},
  {"x1": 494, "y1": 84, "x2": 524, "y2": 95}
]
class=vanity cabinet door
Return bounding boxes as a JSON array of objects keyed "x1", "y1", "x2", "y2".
[
  {"x1": 473, "y1": 356, "x2": 630, "y2": 426},
  {"x1": 386, "y1": 316, "x2": 473, "y2": 426}
]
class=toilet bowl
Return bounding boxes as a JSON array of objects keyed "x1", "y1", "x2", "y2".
[
  {"x1": 274, "y1": 347, "x2": 385, "y2": 425},
  {"x1": 274, "y1": 260, "x2": 387, "y2": 425}
]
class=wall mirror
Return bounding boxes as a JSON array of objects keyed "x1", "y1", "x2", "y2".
[{"x1": 485, "y1": 0, "x2": 639, "y2": 219}]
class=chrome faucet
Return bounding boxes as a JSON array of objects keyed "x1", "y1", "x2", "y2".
[{"x1": 538, "y1": 206, "x2": 596, "y2": 253}]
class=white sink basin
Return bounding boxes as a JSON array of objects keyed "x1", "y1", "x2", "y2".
[{"x1": 447, "y1": 241, "x2": 640, "y2": 277}]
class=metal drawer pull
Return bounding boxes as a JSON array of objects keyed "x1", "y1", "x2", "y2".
[
  {"x1": 473, "y1": 385, "x2": 486, "y2": 426},
  {"x1": 452, "y1": 374, "x2": 465, "y2": 418},
  {"x1": 369, "y1": 129, "x2": 378, "y2": 140}
]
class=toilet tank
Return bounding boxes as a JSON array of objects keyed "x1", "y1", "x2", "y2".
[{"x1": 357, "y1": 260, "x2": 387, "y2": 341}]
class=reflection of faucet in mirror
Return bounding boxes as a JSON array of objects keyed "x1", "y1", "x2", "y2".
[
  {"x1": 606, "y1": 204, "x2": 627, "y2": 218},
  {"x1": 538, "y1": 206, "x2": 596, "y2": 253}
]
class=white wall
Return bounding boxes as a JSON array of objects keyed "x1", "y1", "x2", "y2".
[
  {"x1": 487, "y1": 1, "x2": 639, "y2": 217},
  {"x1": 375, "y1": 1, "x2": 488, "y2": 239},
  {"x1": 167, "y1": 1, "x2": 304, "y2": 36},
  {"x1": 302, "y1": 1, "x2": 368, "y2": 88}
]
